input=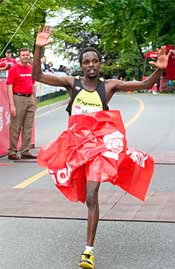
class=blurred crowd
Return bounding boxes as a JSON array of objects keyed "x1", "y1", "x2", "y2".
[
  {"x1": 40, "y1": 55, "x2": 71, "y2": 76},
  {"x1": 0, "y1": 49, "x2": 71, "y2": 77}
]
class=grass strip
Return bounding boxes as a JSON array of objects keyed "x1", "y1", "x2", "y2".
[{"x1": 37, "y1": 93, "x2": 69, "y2": 108}]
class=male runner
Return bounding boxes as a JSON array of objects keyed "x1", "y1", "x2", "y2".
[{"x1": 32, "y1": 26, "x2": 170, "y2": 269}]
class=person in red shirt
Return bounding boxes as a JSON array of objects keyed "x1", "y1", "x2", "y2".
[
  {"x1": 0, "y1": 49, "x2": 17, "y2": 71},
  {"x1": 7, "y1": 48, "x2": 37, "y2": 160}
]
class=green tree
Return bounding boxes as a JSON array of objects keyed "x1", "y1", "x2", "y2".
[
  {"x1": 54, "y1": 0, "x2": 175, "y2": 78},
  {"x1": 0, "y1": 0, "x2": 59, "y2": 56},
  {"x1": 1, "y1": 0, "x2": 175, "y2": 79}
]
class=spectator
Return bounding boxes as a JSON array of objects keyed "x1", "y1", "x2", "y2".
[
  {"x1": 55, "y1": 64, "x2": 68, "y2": 77},
  {"x1": 7, "y1": 47, "x2": 37, "y2": 160},
  {"x1": 41, "y1": 56, "x2": 49, "y2": 72},
  {"x1": 168, "y1": 79, "x2": 172, "y2": 87},
  {"x1": 48, "y1": 61, "x2": 55, "y2": 73},
  {"x1": 0, "y1": 49, "x2": 17, "y2": 71}
]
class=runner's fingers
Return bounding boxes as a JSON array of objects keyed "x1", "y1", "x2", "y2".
[
  {"x1": 148, "y1": 61, "x2": 156, "y2": 66},
  {"x1": 167, "y1": 49, "x2": 172, "y2": 58},
  {"x1": 43, "y1": 25, "x2": 52, "y2": 33},
  {"x1": 159, "y1": 46, "x2": 166, "y2": 55},
  {"x1": 38, "y1": 25, "x2": 42, "y2": 33}
]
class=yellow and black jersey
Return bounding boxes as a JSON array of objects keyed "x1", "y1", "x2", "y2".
[{"x1": 66, "y1": 77, "x2": 109, "y2": 115}]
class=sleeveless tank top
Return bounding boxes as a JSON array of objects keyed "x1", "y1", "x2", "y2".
[{"x1": 66, "y1": 77, "x2": 109, "y2": 116}]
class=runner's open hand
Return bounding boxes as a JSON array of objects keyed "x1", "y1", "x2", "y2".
[
  {"x1": 35, "y1": 25, "x2": 53, "y2": 47},
  {"x1": 149, "y1": 46, "x2": 171, "y2": 70}
]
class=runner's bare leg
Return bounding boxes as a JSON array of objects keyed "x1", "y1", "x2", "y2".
[{"x1": 86, "y1": 181, "x2": 101, "y2": 246}]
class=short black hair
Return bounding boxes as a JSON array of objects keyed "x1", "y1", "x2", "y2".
[
  {"x1": 6, "y1": 49, "x2": 12, "y2": 53},
  {"x1": 79, "y1": 47, "x2": 102, "y2": 65}
]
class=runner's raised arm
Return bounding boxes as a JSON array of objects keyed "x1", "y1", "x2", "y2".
[
  {"x1": 106, "y1": 46, "x2": 171, "y2": 93},
  {"x1": 32, "y1": 26, "x2": 73, "y2": 90}
]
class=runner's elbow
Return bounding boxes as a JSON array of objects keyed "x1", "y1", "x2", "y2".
[
  {"x1": 32, "y1": 70, "x2": 42, "y2": 82},
  {"x1": 142, "y1": 80, "x2": 153, "y2": 90}
]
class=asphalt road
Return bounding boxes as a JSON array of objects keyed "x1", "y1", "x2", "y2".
[{"x1": 0, "y1": 93, "x2": 175, "y2": 269}]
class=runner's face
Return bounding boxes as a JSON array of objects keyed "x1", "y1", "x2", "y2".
[
  {"x1": 81, "y1": 51, "x2": 100, "y2": 79},
  {"x1": 19, "y1": 50, "x2": 30, "y2": 65}
]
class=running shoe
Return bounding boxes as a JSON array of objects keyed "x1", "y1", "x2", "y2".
[{"x1": 79, "y1": 250, "x2": 95, "y2": 269}]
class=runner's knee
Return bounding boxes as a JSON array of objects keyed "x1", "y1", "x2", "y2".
[{"x1": 86, "y1": 190, "x2": 98, "y2": 208}]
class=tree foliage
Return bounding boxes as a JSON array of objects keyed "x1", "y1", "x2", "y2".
[
  {"x1": 0, "y1": 0, "x2": 59, "y2": 56},
  {"x1": 0, "y1": 0, "x2": 175, "y2": 78},
  {"x1": 53, "y1": 0, "x2": 175, "y2": 78}
]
